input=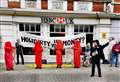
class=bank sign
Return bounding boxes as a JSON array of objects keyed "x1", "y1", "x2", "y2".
[
  {"x1": 18, "y1": 32, "x2": 86, "y2": 48},
  {"x1": 41, "y1": 17, "x2": 74, "y2": 24}
]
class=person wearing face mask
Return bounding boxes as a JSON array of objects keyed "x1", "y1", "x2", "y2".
[{"x1": 73, "y1": 39, "x2": 82, "y2": 68}]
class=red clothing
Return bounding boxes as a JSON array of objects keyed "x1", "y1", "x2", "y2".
[
  {"x1": 33, "y1": 41, "x2": 43, "y2": 68},
  {"x1": 73, "y1": 40, "x2": 82, "y2": 68},
  {"x1": 56, "y1": 40, "x2": 64, "y2": 66},
  {"x1": 112, "y1": 44, "x2": 120, "y2": 53},
  {"x1": 4, "y1": 41, "x2": 14, "y2": 70}
]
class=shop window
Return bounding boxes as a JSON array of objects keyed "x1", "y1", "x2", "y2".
[
  {"x1": 50, "y1": 24, "x2": 65, "y2": 37},
  {"x1": 74, "y1": 25, "x2": 94, "y2": 34},
  {"x1": 50, "y1": 24, "x2": 65, "y2": 55},
  {"x1": 19, "y1": 23, "x2": 41, "y2": 55},
  {"x1": 74, "y1": 25, "x2": 94, "y2": 55},
  {"x1": 19, "y1": 23, "x2": 41, "y2": 35}
]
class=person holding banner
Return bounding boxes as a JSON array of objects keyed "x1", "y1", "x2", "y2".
[
  {"x1": 4, "y1": 41, "x2": 14, "y2": 71},
  {"x1": 56, "y1": 40, "x2": 64, "y2": 68},
  {"x1": 33, "y1": 41, "x2": 43, "y2": 69},
  {"x1": 73, "y1": 39, "x2": 82, "y2": 68},
  {"x1": 15, "y1": 39, "x2": 24, "y2": 65}
]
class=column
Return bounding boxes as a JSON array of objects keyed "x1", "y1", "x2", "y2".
[{"x1": 65, "y1": 24, "x2": 74, "y2": 63}]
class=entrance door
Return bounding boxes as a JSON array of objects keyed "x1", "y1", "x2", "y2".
[{"x1": 86, "y1": 34, "x2": 93, "y2": 44}]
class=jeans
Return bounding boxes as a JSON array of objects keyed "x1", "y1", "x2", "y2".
[{"x1": 111, "y1": 52, "x2": 119, "y2": 66}]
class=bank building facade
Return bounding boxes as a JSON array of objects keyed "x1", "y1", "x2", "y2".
[{"x1": 0, "y1": 0, "x2": 120, "y2": 63}]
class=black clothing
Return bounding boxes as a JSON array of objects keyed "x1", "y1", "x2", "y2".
[
  {"x1": 15, "y1": 42, "x2": 24, "y2": 64},
  {"x1": 90, "y1": 42, "x2": 109, "y2": 77}
]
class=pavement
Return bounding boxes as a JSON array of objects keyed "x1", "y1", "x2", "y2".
[{"x1": 0, "y1": 64, "x2": 120, "y2": 82}]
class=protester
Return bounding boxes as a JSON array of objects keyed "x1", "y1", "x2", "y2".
[
  {"x1": 110, "y1": 41, "x2": 120, "y2": 67},
  {"x1": 95, "y1": 40, "x2": 109, "y2": 64},
  {"x1": 15, "y1": 39, "x2": 24, "y2": 65},
  {"x1": 55, "y1": 40, "x2": 64, "y2": 68},
  {"x1": 90, "y1": 39, "x2": 112, "y2": 77},
  {"x1": 33, "y1": 40, "x2": 43, "y2": 69},
  {"x1": 83, "y1": 43, "x2": 91, "y2": 67},
  {"x1": 108, "y1": 37, "x2": 116, "y2": 64},
  {"x1": 73, "y1": 39, "x2": 82, "y2": 68},
  {"x1": 4, "y1": 41, "x2": 14, "y2": 71}
]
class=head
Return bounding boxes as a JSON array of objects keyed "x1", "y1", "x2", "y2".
[
  {"x1": 95, "y1": 40, "x2": 100, "y2": 46},
  {"x1": 86, "y1": 43, "x2": 90, "y2": 47},
  {"x1": 17, "y1": 39, "x2": 20, "y2": 43},
  {"x1": 92, "y1": 40, "x2": 97, "y2": 48}
]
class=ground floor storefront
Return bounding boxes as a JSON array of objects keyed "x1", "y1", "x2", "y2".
[{"x1": 0, "y1": 15, "x2": 120, "y2": 63}]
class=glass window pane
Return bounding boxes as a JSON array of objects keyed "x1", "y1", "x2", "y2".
[
  {"x1": 25, "y1": 24, "x2": 29, "y2": 31},
  {"x1": 30, "y1": 24, "x2": 35, "y2": 31},
  {"x1": 79, "y1": 26, "x2": 84, "y2": 32},
  {"x1": 36, "y1": 24, "x2": 40, "y2": 32},
  {"x1": 61, "y1": 25, "x2": 65, "y2": 32},
  {"x1": 90, "y1": 25, "x2": 94, "y2": 32},
  {"x1": 84, "y1": 26, "x2": 89, "y2": 32},
  {"x1": 55, "y1": 25, "x2": 60, "y2": 32},
  {"x1": 50, "y1": 24, "x2": 54, "y2": 32},
  {"x1": 74, "y1": 25, "x2": 78, "y2": 32},
  {"x1": 19, "y1": 23, "x2": 24, "y2": 31}
]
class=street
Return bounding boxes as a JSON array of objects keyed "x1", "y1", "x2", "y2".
[{"x1": 0, "y1": 64, "x2": 120, "y2": 82}]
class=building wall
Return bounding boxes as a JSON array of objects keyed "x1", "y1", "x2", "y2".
[{"x1": 0, "y1": 0, "x2": 120, "y2": 63}]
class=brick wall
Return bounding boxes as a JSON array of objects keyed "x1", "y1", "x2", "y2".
[
  {"x1": 8, "y1": 1, "x2": 20, "y2": 8},
  {"x1": 41, "y1": 0, "x2": 48, "y2": 10},
  {"x1": 93, "y1": 2, "x2": 104, "y2": 12},
  {"x1": 114, "y1": 4, "x2": 120, "y2": 13}
]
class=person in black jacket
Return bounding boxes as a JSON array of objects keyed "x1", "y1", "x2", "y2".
[
  {"x1": 15, "y1": 39, "x2": 24, "y2": 65},
  {"x1": 90, "y1": 40, "x2": 110, "y2": 77}
]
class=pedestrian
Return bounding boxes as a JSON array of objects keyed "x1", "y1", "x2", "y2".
[
  {"x1": 110, "y1": 41, "x2": 120, "y2": 67},
  {"x1": 15, "y1": 39, "x2": 24, "y2": 65},
  {"x1": 4, "y1": 41, "x2": 14, "y2": 71},
  {"x1": 55, "y1": 40, "x2": 64, "y2": 68},
  {"x1": 83, "y1": 43, "x2": 91, "y2": 67},
  {"x1": 73, "y1": 39, "x2": 82, "y2": 68},
  {"x1": 95, "y1": 40, "x2": 109, "y2": 64},
  {"x1": 90, "y1": 39, "x2": 111, "y2": 77},
  {"x1": 33, "y1": 40, "x2": 43, "y2": 69}
]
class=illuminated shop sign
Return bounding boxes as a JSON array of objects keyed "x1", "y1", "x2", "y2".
[{"x1": 41, "y1": 17, "x2": 74, "y2": 24}]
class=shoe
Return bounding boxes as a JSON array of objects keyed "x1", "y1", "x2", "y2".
[
  {"x1": 11, "y1": 68, "x2": 14, "y2": 70},
  {"x1": 90, "y1": 75, "x2": 94, "y2": 77},
  {"x1": 74, "y1": 66, "x2": 79, "y2": 68},
  {"x1": 16, "y1": 63, "x2": 19, "y2": 65},
  {"x1": 35, "y1": 67, "x2": 41, "y2": 69},
  {"x1": 98, "y1": 75, "x2": 102, "y2": 77},
  {"x1": 115, "y1": 66, "x2": 118, "y2": 67},
  {"x1": 57, "y1": 65, "x2": 62, "y2": 68}
]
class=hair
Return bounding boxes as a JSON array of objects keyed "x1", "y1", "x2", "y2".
[{"x1": 95, "y1": 40, "x2": 100, "y2": 45}]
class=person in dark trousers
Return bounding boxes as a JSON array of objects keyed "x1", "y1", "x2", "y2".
[
  {"x1": 90, "y1": 40, "x2": 111, "y2": 77},
  {"x1": 110, "y1": 41, "x2": 120, "y2": 67},
  {"x1": 15, "y1": 39, "x2": 24, "y2": 65}
]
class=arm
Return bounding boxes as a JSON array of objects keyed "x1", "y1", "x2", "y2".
[{"x1": 101, "y1": 42, "x2": 109, "y2": 49}]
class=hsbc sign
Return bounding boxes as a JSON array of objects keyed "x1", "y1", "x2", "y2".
[{"x1": 41, "y1": 17, "x2": 74, "y2": 24}]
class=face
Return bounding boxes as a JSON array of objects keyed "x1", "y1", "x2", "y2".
[{"x1": 92, "y1": 42, "x2": 97, "y2": 47}]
